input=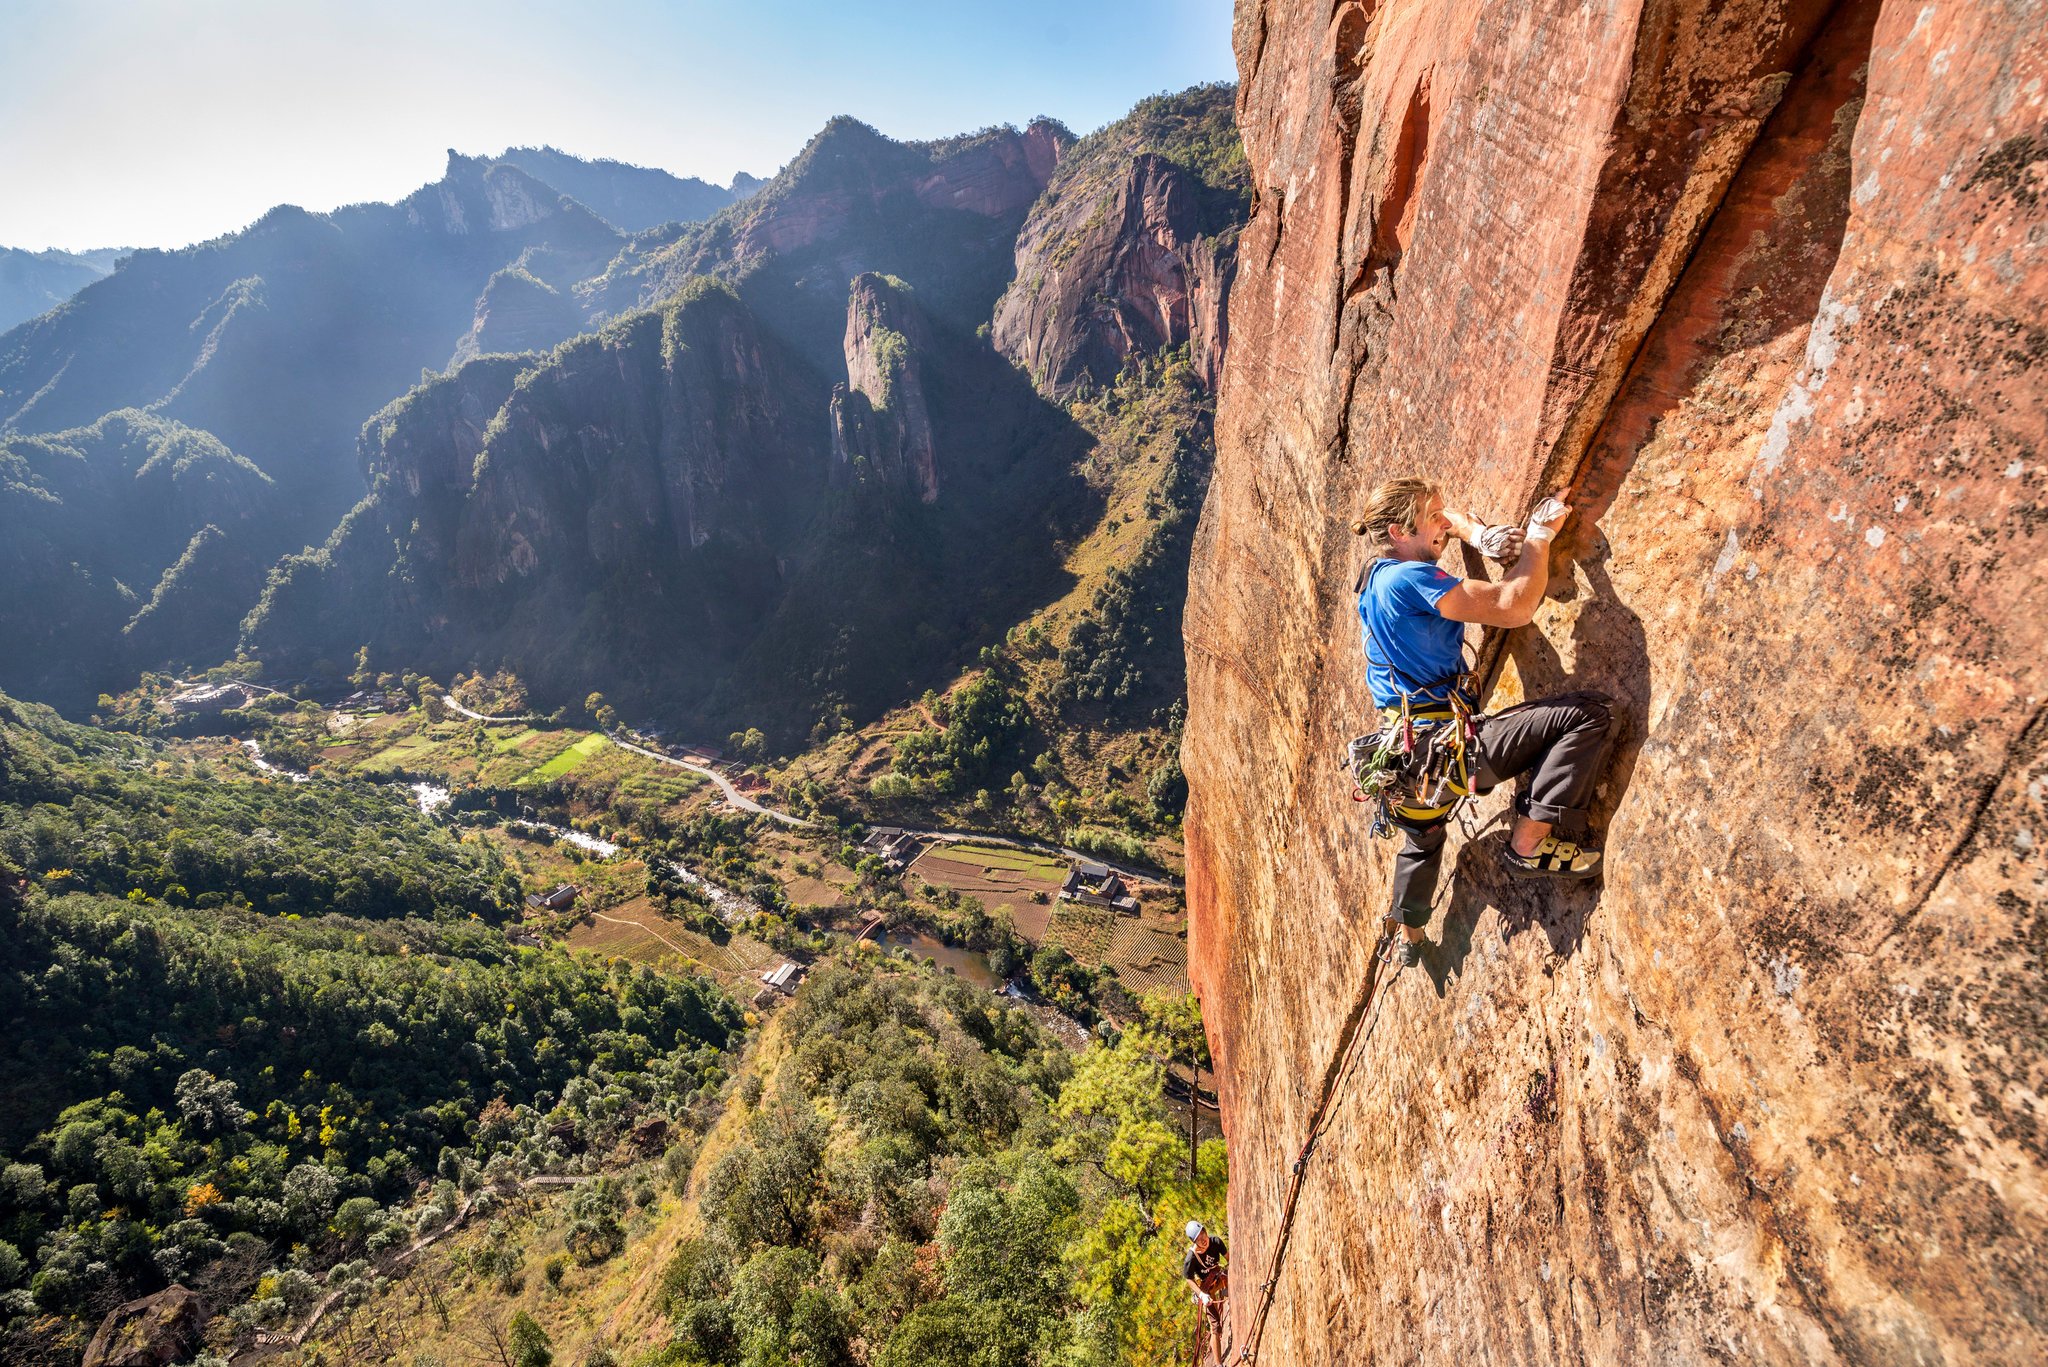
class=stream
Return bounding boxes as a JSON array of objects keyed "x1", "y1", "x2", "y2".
[{"x1": 241, "y1": 741, "x2": 1016, "y2": 994}]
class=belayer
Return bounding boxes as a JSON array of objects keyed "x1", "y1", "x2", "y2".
[
  {"x1": 1349, "y1": 477, "x2": 1618, "y2": 968},
  {"x1": 1182, "y1": 1219, "x2": 1228, "y2": 1344}
]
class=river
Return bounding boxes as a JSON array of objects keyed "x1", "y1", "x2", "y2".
[{"x1": 869, "y1": 929, "x2": 1004, "y2": 991}]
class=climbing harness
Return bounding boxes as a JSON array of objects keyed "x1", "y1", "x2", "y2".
[{"x1": 1346, "y1": 560, "x2": 1483, "y2": 835}]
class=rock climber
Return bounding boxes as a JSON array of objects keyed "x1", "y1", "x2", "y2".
[
  {"x1": 1182, "y1": 1219, "x2": 1229, "y2": 1341},
  {"x1": 1352, "y1": 476, "x2": 1618, "y2": 968}
]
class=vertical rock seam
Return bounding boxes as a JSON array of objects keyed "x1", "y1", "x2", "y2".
[{"x1": 1187, "y1": 2, "x2": 2046, "y2": 1364}]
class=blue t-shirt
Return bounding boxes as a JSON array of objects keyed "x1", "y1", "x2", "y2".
[{"x1": 1357, "y1": 558, "x2": 1465, "y2": 707}]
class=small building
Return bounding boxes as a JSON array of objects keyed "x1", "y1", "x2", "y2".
[
  {"x1": 760, "y1": 961, "x2": 804, "y2": 994},
  {"x1": 1061, "y1": 861, "x2": 1139, "y2": 914},
  {"x1": 337, "y1": 689, "x2": 408, "y2": 714},
  {"x1": 860, "y1": 826, "x2": 924, "y2": 872},
  {"x1": 525, "y1": 883, "x2": 578, "y2": 912}
]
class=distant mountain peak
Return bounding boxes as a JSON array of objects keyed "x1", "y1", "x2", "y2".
[{"x1": 484, "y1": 146, "x2": 751, "y2": 233}]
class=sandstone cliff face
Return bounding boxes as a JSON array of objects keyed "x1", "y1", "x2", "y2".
[
  {"x1": 994, "y1": 154, "x2": 1236, "y2": 397},
  {"x1": 914, "y1": 119, "x2": 1070, "y2": 216},
  {"x1": 449, "y1": 265, "x2": 585, "y2": 367},
  {"x1": 830, "y1": 273, "x2": 940, "y2": 502},
  {"x1": 1186, "y1": 2, "x2": 2045, "y2": 1363},
  {"x1": 992, "y1": 85, "x2": 1248, "y2": 398}
]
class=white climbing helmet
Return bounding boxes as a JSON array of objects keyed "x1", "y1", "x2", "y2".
[{"x1": 1185, "y1": 1219, "x2": 1206, "y2": 1242}]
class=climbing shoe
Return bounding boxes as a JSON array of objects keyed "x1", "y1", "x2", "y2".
[
  {"x1": 1387, "y1": 936, "x2": 1426, "y2": 969},
  {"x1": 1498, "y1": 835, "x2": 1603, "y2": 881}
]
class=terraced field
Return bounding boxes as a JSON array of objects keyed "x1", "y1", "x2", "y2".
[
  {"x1": 341, "y1": 717, "x2": 674, "y2": 793},
  {"x1": 565, "y1": 896, "x2": 779, "y2": 985},
  {"x1": 1103, "y1": 918, "x2": 1190, "y2": 993},
  {"x1": 532, "y1": 732, "x2": 610, "y2": 780},
  {"x1": 1042, "y1": 902, "x2": 1117, "y2": 961},
  {"x1": 910, "y1": 842, "x2": 1067, "y2": 937},
  {"x1": 941, "y1": 841, "x2": 1069, "y2": 879}
]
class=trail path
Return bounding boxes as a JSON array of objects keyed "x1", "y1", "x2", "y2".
[{"x1": 263, "y1": 1172, "x2": 591, "y2": 1353}]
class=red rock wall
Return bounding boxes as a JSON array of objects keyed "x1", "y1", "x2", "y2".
[
  {"x1": 994, "y1": 152, "x2": 1236, "y2": 397},
  {"x1": 1185, "y1": 1, "x2": 2046, "y2": 1362}
]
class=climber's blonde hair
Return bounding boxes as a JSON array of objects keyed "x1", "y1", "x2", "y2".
[{"x1": 1352, "y1": 477, "x2": 1439, "y2": 553}]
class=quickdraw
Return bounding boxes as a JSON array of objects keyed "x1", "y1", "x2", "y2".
[
  {"x1": 1344, "y1": 674, "x2": 1481, "y2": 834},
  {"x1": 1349, "y1": 557, "x2": 1484, "y2": 831}
]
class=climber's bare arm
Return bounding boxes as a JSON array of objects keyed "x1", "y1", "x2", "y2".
[{"x1": 1436, "y1": 495, "x2": 1571, "y2": 628}]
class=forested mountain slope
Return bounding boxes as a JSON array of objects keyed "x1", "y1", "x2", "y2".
[
  {"x1": 1, "y1": 411, "x2": 277, "y2": 704},
  {"x1": 247, "y1": 86, "x2": 1249, "y2": 772},
  {"x1": 1187, "y1": 2, "x2": 2046, "y2": 1363},
  {"x1": 0, "y1": 691, "x2": 742, "y2": 1362},
  {"x1": 0, "y1": 149, "x2": 726, "y2": 713},
  {"x1": 0, "y1": 246, "x2": 126, "y2": 335}
]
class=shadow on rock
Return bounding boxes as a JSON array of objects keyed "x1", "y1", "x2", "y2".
[{"x1": 1422, "y1": 537, "x2": 1649, "y2": 997}]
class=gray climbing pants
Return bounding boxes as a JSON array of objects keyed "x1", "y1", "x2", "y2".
[{"x1": 1388, "y1": 691, "x2": 1617, "y2": 928}]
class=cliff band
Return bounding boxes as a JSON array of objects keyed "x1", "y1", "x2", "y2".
[{"x1": 1185, "y1": 1, "x2": 2045, "y2": 1363}]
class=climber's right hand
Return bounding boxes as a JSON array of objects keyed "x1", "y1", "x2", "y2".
[{"x1": 1525, "y1": 494, "x2": 1572, "y2": 544}]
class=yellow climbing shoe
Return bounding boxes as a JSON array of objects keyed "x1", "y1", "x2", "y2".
[{"x1": 1499, "y1": 835, "x2": 1603, "y2": 882}]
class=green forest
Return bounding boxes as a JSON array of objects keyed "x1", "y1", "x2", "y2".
[
  {"x1": 647, "y1": 965, "x2": 1222, "y2": 1367},
  {"x1": 0, "y1": 693, "x2": 1224, "y2": 1364},
  {"x1": 0, "y1": 693, "x2": 743, "y2": 1361}
]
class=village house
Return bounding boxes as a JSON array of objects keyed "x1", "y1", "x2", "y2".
[
  {"x1": 337, "y1": 689, "x2": 409, "y2": 714},
  {"x1": 859, "y1": 826, "x2": 924, "y2": 872},
  {"x1": 525, "y1": 883, "x2": 578, "y2": 912},
  {"x1": 1060, "y1": 860, "x2": 1140, "y2": 915}
]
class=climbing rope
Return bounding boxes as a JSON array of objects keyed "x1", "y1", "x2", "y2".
[
  {"x1": 1226, "y1": 918, "x2": 1402, "y2": 1365},
  {"x1": 1223, "y1": 490, "x2": 1587, "y2": 1362}
]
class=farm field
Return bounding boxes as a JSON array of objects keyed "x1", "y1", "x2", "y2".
[
  {"x1": 532, "y1": 732, "x2": 610, "y2": 780},
  {"x1": 908, "y1": 841, "x2": 1066, "y2": 938},
  {"x1": 315, "y1": 707, "x2": 717, "y2": 815},
  {"x1": 563, "y1": 894, "x2": 778, "y2": 987},
  {"x1": 1103, "y1": 916, "x2": 1190, "y2": 994},
  {"x1": 1042, "y1": 903, "x2": 1117, "y2": 961},
  {"x1": 940, "y1": 841, "x2": 1069, "y2": 879},
  {"x1": 1040, "y1": 897, "x2": 1190, "y2": 994}
]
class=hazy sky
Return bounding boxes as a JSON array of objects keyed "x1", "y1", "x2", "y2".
[{"x1": 0, "y1": 0, "x2": 1238, "y2": 252}]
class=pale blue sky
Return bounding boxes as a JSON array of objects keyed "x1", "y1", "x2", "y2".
[{"x1": 0, "y1": 0, "x2": 1238, "y2": 251}]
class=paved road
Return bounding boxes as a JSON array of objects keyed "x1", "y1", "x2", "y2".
[
  {"x1": 608, "y1": 735, "x2": 814, "y2": 827},
  {"x1": 440, "y1": 694, "x2": 538, "y2": 724}
]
